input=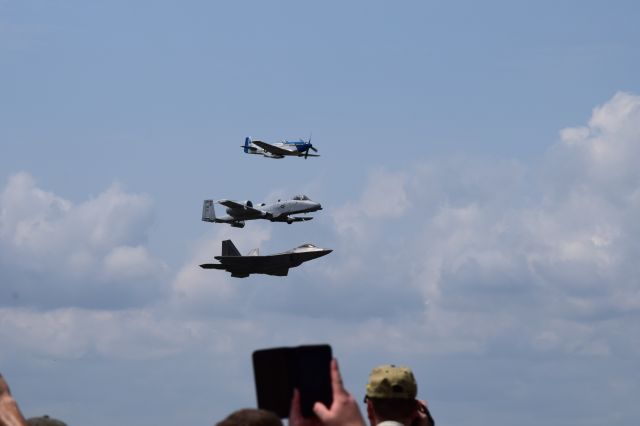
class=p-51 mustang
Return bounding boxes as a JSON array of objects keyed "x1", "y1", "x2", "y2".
[
  {"x1": 242, "y1": 136, "x2": 319, "y2": 159},
  {"x1": 202, "y1": 195, "x2": 322, "y2": 228}
]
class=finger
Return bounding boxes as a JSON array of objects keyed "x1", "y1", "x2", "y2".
[
  {"x1": 313, "y1": 401, "x2": 330, "y2": 422},
  {"x1": 0, "y1": 374, "x2": 11, "y2": 396},
  {"x1": 330, "y1": 358, "x2": 346, "y2": 397},
  {"x1": 290, "y1": 388, "x2": 302, "y2": 420}
]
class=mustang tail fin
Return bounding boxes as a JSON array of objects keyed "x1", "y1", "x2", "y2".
[
  {"x1": 202, "y1": 200, "x2": 216, "y2": 222},
  {"x1": 221, "y1": 240, "x2": 241, "y2": 257},
  {"x1": 244, "y1": 137, "x2": 251, "y2": 153}
]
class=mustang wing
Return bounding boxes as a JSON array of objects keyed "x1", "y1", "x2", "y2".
[{"x1": 252, "y1": 140, "x2": 295, "y2": 156}]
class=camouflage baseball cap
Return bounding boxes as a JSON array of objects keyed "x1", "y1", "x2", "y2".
[{"x1": 365, "y1": 364, "x2": 417, "y2": 399}]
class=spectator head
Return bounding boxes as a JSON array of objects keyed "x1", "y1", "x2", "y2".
[
  {"x1": 215, "y1": 408, "x2": 283, "y2": 426},
  {"x1": 26, "y1": 415, "x2": 67, "y2": 426},
  {"x1": 364, "y1": 365, "x2": 419, "y2": 426}
]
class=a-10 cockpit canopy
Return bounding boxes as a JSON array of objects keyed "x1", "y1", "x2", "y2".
[{"x1": 292, "y1": 194, "x2": 311, "y2": 201}]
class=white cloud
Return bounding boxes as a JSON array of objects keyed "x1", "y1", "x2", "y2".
[
  {"x1": 0, "y1": 173, "x2": 166, "y2": 309},
  {"x1": 550, "y1": 91, "x2": 640, "y2": 197},
  {"x1": 323, "y1": 92, "x2": 640, "y2": 359},
  {"x1": 332, "y1": 168, "x2": 409, "y2": 240},
  {"x1": 0, "y1": 307, "x2": 212, "y2": 361}
]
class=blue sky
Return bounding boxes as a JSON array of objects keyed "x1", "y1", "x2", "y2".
[{"x1": 1, "y1": 1, "x2": 640, "y2": 425}]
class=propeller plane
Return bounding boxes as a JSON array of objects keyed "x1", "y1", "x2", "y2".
[{"x1": 242, "y1": 136, "x2": 319, "y2": 159}]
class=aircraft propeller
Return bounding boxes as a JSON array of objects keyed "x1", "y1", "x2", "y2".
[{"x1": 303, "y1": 136, "x2": 318, "y2": 159}]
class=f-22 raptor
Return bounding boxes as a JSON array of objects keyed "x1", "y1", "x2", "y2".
[
  {"x1": 200, "y1": 240, "x2": 332, "y2": 278},
  {"x1": 202, "y1": 195, "x2": 322, "y2": 228}
]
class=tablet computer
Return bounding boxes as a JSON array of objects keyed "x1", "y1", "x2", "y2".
[{"x1": 252, "y1": 344, "x2": 332, "y2": 418}]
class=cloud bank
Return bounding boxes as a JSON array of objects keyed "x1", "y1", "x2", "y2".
[
  {"x1": 321, "y1": 92, "x2": 640, "y2": 358},
  {"x1": 0, "y1": 173, "x2": 167, "y2": 309},
  {"x1": 3, "y1": 92, "x2": 640, "y2": 359},
  {"x1": 1, "y1": 92, "x2": 640, "y2": 425}
]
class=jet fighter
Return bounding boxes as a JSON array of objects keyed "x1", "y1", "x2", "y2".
[
  {"x1": 200, "y1": 240, "x2": 332, "y2": 278},
  {"x1": 242, "y1": 136, "x2": 319, "y2": 159},
  {"x1": 202, "y1": 195, "x2": 322, "y2": 228}
]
